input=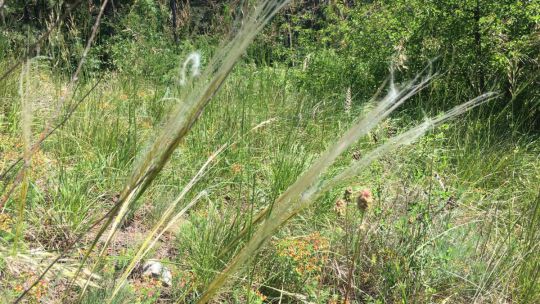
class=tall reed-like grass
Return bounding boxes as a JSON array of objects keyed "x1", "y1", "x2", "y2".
[{"x1": 13, "y1": 61, "x2": 32, "y2": 253}]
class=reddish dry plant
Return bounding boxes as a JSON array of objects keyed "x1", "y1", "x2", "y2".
[{"x1": 356, "y1": 189, "x2": 373, "y2": 212}]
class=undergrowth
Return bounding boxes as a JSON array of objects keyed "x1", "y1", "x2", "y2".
[
  {"x1": 0, "y1": 1, "x2": 538, "y2": 303},
  {"x1": 1, "y1": 58, "x2": 538, "y2": 302}
]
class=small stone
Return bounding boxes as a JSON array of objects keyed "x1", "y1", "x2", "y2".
[
  {"x1": 142, "y1": 260, "x2": 173, "y2": 287},
  {"x1": 161, "y1": 268, "x2": 172, "y2": 287}
]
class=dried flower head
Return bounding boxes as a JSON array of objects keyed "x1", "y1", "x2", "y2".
[
  {"x1": 343, "y1": 187, "x2": 353, "y2": 203},
  {"x1": 334, "y1": 199, "x2": 346, "y2": 217},
  {"x1": 356, "y1": 189, "x2": 373, "y2": 212},
  {"x1": 231, "y1": 163, "x2": 243, "y2": 174},
  {"x1": 352, "y1": 150, "x2": 361, "y2": 160}
]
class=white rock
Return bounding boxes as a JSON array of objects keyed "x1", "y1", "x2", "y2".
[
  {"x1": 142, "y1": 260, "x2": 172, "y2": 287},
  {"x1": 161, "y1": 268, "x2": 172, "y2": 287}
]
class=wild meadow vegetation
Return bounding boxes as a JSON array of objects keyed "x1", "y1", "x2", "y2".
[{"x1": 0, "y1": 0, "x2": 539, "y2": 303}]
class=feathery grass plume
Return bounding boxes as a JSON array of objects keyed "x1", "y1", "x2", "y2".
[
  {"x1": 178, "y1": 51, "x2": 202, "y2": 86},
  {"x1": 66, "y1": 0, "x2": 291, "y2": 299},
  {"x1": 198, "y1": 78, "x2": 496, "y2": 303},
  {"x1": 318, "y1": 93, "x2": 497, "y2": 193},
  {"x1": 218, "y1": 69, "x2": 434, "y2": 258}
]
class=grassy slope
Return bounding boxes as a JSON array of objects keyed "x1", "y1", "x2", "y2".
[{"x1": 0, "y1": 62, "x2": 539, "y2": 303}]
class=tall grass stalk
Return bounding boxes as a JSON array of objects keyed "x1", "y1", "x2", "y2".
[
  {"x1": 13, "y1": 61, "x2": 32, "y2": 252},
  {"x1": 198, "y1": 81, "x2": 495, "y2": 302},
  {"x1": 107, "y1": 145, "x2": 225, "y2": 300},
  {"x1": 64, "y1": 0, "x2": 291, "y2": 300}
]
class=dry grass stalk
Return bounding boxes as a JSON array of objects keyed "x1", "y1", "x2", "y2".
[
  {"x1": 0, "y1": 244, "x2": 100, "y2": 288},
  {"x1": 198, "y1": 77, "x2": 496, "y2": 302}
]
